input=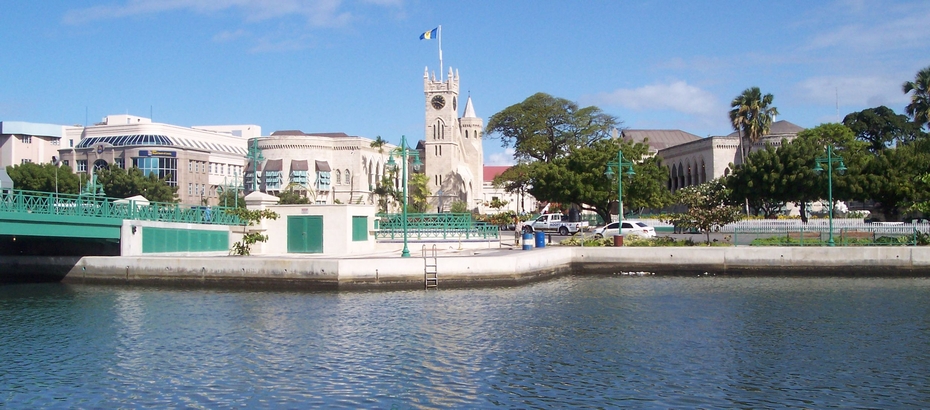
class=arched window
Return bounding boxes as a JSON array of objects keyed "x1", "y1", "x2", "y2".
[
  {"x1": 345, "y1": 169, "x2": 351, "y2": 185},
  {"x1": 335, "y1": 170, "x2": 342, "y2": 185}
]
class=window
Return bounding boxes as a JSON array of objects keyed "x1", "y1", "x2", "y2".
[
  {"x1": 189, "y1": 161, "x2": 193, "y2": 172},
  {"x1": 291, "y1": 170, "x2": 308, "y2": 185},
  {"x1": 21, "y1": 159, "x2": 32, "y2": 164},
  {"x1": 132, "y1": 156, "x2": 178, "y2": 186},
  {"x1": 345, "y1": 169, "x2": 351, "y2": 185},
  {"x1": 77, "y1": 160, "x2": 87, "y2": 172},
  {"x1": 19, "y1": 136, "x2": 32, "y2": 143},
  {"x1": 265, "y1": 171, "x2": 281, "y2": 190},
  {"x1": 189, "y1": 183, "x2": 193, "y2": 196},
  {"x1": 335, "y1": 170, "x2": 342, "y2": 185},
  {"x1": 51, "y1": 139, "x2": 60, "y2": 146},
  {"x1": 317, "y1": 171, "x2": 331, "y2": 191},
  {"x1": 69, "y1": 139, "x2": 74, "y2": 148},
  {"x1": 114, "y1": 158, "x2": 125, "y2": 169},
  {"x1": 63, "y1": 160, "x2": 69, "y2": 167}
]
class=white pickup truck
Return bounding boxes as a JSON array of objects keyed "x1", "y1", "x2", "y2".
[{"x1": 523, "y1": 213, "x2": 589, "y2": 235}]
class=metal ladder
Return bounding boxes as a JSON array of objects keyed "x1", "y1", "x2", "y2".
[{"x1": 422, "y1": 244, "x2": 438, "y2": 289}]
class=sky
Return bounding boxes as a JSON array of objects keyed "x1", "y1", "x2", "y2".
[{"x1": 1, "y1": 0, "x2": 928, "y2": 166}]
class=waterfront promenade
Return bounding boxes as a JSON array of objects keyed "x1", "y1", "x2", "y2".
[{"x1": 5, "y1": 245, "x2": 930, "y2": 289}]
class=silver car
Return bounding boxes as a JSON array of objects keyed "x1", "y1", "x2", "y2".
[{"x1": 593, "y1": 220, "x2": 656, "y2": 239}]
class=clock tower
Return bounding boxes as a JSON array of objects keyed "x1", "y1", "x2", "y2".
[{"x1": 423, "y1": 66, "x2": 483, "y2": 212}]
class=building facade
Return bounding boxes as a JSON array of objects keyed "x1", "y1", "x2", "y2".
[
  {"x1": 57, "y1": 114, "x2": 257, "y2": 205},
  {"x1": 0, "y1": 121, "x2": 66, "y2": 169},
  {"x1": 245, "y1": 132, "x2": 394, "y2": 205},
  {"x1": 423, "y1": 67, "x2": 484, "y2": 211}
]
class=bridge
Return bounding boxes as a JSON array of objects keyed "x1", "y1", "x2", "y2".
[{"x1": 0, "y1": 189, "x2": 241, "y2": 256}]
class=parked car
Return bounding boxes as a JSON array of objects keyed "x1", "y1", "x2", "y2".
[{"x1": 593, "y1": 220, "x2": 656, "y2": 239}]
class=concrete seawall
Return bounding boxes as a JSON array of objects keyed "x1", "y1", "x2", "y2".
[{"x1": 5, "y1": 246, "x2": 930, "y2": 290}]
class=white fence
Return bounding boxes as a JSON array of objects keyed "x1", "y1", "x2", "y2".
[{"x1": 626, "y1": 218, "x2": 930, "y2": 235}]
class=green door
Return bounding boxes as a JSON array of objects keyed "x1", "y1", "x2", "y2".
[{"x1": 287, "y1": 215, "x2": 323, "y2": 253}]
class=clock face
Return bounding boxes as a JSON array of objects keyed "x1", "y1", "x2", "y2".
[{"x1": 431, "y1": 95, "x2": 446, "y2": 110}]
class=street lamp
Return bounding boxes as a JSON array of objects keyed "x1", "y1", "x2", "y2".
[
  {"x1": 605, "y1": 150, "x2": 635, "y2": 231},
  {"x1": 813, "y1": 145, "x2": 847, "y2": 246},
  {"x1": 386, "y1": 135, "x2": 422, "y2": 258}
]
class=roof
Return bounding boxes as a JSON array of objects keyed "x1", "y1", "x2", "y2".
[
  {"x1": 724, "y1": 120, "x2": 804, "y2": 138},
  {"x1": 315, "y1": 160, "x2": 331, "y2": 172},
  {"x1": 463, "y1": 96, "x2": 477, "y2": 118},
  {"x1": 483, "y1": 165, "x2": 511, "y2": 182},
  {"x1": 269, "y1": 130, "x2": 351, "y2": 138},
  {"x1": 263, "y1": 159, "x2": 282, "y2": 172},
  {"x1": 622, "y1": 129, "x2": 702, "y2": 151},
  {"x1": 290, "y1": 159, "x2": 309, "y2": 171}
]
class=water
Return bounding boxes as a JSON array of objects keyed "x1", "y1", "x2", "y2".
[{"x1": 2, "y1": 276, "x2": 930, "y2": 408}]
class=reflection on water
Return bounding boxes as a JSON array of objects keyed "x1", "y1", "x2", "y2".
[{"x1": 2, "y1": 276, "x2": 930, "y2": 408}]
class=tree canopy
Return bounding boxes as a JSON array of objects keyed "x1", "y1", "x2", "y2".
[
  {"x1": 95, "y1": 167, "x2": 179, "y2": 203},
  {"x1": 485, "y1": 92, "x2": 619, "y2": 163},
  {"x1": 903, "y1": 65, "x2": 930, "y2": 130},
  {"x1": 729, "y1": 87, "x2": 779, "y2": 163},
  {"x1": 5, "y1": 162, "x2": 84, "y2": 194},
  {"x1": 843, "y1": 106, "x2": 923, "y2": 152}
]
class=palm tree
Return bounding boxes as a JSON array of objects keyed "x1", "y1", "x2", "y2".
[
  {"x1": 370, "y1": 135, "x2": 387, "y2": 154},
  {"x1": 903, "y1": 65, "x2": 930, "y2": 130},
  {"x1": 729, "y1": 87, "x2": 779, "y2": 164}
]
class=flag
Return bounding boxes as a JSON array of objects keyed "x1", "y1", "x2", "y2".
[{"x1": 420, "y1": 27, "x2": 438, "y2": 40}]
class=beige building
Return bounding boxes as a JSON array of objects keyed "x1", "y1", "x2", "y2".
[
  {"x1": 0, "y1": 121, "x2": 66, "y2": 169},
  {"x1": 423, "y1": 67, "x2": 484, "y2": 211},
  {"x1": 57, "y1": 114, "x2": 258, "y2": 205},
  {"x1": 245, "y1": 132, "x2": 395, "y2": 205},
  {"x1": 625, "y1": 120, "x2": 805, "y2": 192}
]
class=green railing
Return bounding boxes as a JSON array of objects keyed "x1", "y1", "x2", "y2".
[
  {"x1": 735, "y1": 225, "x2": 920, "y2": 246},
  {"x1": 375, "y1": 213, "x2": 500, "y2": 240},
  {"x1": 0, "y1": 189, "x2": 243, "y2": 225}
]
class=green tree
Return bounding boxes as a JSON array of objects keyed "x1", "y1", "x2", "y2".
[
  {"x1": 485, "y1": 92, "x2": 619, "y2": 163},
  {"x1": 408, "y1": 173, "x2": 431, "y2": 212},
  {"x1": 724, "y1": 144, "x2": 788, "y2": 217},
  {"x1": 217, "y1": 188, "x2": 246, "y2": 208},
  {"x1": 729, "y1": 87, "x2": 779, "y2": 163},
  {"x1": 5, "y1": 162, "x2": 84, "y2": 194},
  {"x1": 370, "y1": 135, "x2": 388, "y2": 154},
  {"x1": 903, "y1": 65, "x2": 930, "y2": 129},
  {"x1": 860, "y1": 140, "x2": 930, "y2": 220},
  {"x1": 449, "y1": 200, "x2": 469, "y2": 213},
  {"x1": 276, "y1": 183, "x2": 310, "y2": 204},
  {"x1": 843, "y1": 106, "x2": 924, "y2": 153},
  {"x1": 663, "y1": 178, "x2": 743, "y2": 244},
  {"x1": 226, "y1": 208, "x2": 279, "y2": 255},
  {"x1": 95, "y1": 167, "x2": 178, "y2": 203},
  {"x1": 491, "y1": 164, "x2": 532, "y2": 213},
  {"x1": 372, "y1": 170, "x2": 398, "y2": 213},
  {"x1": 526, "y1": 138, "x2": 671, "y2": 223}
]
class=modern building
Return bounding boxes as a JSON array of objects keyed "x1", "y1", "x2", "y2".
[
  {"x1": 57, "y1": 114, "x2": 258, "y2": 205},
  {"x1": 245, "y1": 131, "x2": 395, "y2": 205}
]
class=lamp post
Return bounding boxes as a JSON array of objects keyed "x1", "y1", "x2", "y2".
[
  {"x1": 604, "y1": 150, "x2": 636, "y2": 230},
  {"x1": 386, "y1": 135, "x2": 422, "y2": 258},
  {"x1": 813, "y1": 145, "x2": 847, "y2": 246}
]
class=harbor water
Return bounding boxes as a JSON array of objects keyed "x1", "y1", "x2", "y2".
[{"x1": 2, "y1": 275, "x2": 930, "y2": 408}]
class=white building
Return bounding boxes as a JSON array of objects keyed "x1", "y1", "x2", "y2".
[
  {"x1": 57, "y1": 114, "x2": 258, "y2": 205},
  {"x1": 0, "y1": 121, "x2": 66, "y2": 168},
  {"x1": 479, "y1": 165, "x2": 538, "y2": 215},
  {"x1": 245, "y1": 131, "x2": 394, "y2": 205}
]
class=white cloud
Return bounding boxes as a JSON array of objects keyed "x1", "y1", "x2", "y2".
[
  {"x1": 63, "y1": 0, "x2": 357, "y2": 27},
  {"x1": 213, "y1": 29, "x2": 249, "y2": 42},
  {"x1": 794, "y1": 75, "x2": 909, "y2": 107},
  {"x1": 486, "y1": 148, "x2": 516, "y2": 166},
  {"x1": 585, "y1": 81, "x2": 722, "y2": 118},
  {"x1": 806, "y1": 3, "x2": 930, "y2": 52}
]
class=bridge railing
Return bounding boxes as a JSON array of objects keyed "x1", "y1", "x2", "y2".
[
  {"x1": 374, "y1": 212, "x2": 500, "y2": 240},
  {"x1": 0, "y1": 189, "x2": 243, "y2": 225}
]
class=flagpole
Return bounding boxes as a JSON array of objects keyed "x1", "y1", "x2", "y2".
[{"x1": 438, "y1": 25, "x2": 443, "y2": 82}]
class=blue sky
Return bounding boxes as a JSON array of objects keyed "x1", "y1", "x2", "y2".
[{"x1": 1, "y1": 0, "x2": 928, "y2": 165}]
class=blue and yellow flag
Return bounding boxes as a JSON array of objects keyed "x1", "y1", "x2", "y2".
[{"x1": 420, "y1": 27, "x2": 438, "y2": 40}]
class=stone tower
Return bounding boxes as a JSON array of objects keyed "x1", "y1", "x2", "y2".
[{"x1": 423, "y1": 67, "x2": 484, "y2": 212}]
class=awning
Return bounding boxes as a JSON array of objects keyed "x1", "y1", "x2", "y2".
[
  {"x1": 315, "y1": 160, "x2": 331, "y2": 172},
  {"x1": 290, "y1": 160, "x2": 309, "y2": 171},
  {"x1": 245, "y1": 161, "x2": 263, "y2": 172},
  {"x1": 263, "y1": 159, "x2": 282, "y2": 172}
]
